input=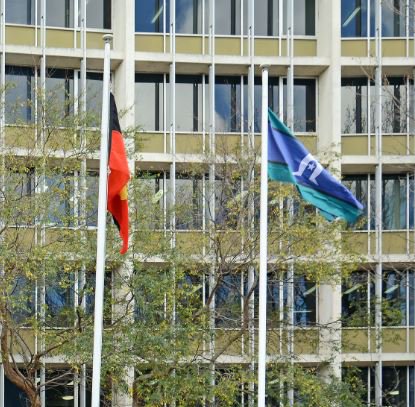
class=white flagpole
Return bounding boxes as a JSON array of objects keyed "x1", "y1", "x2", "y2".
[
  {"x1": 91, "y1": 33, "x2": 113, "y2": 407},
  {"x1": 258, "y1": 64, "x2": 269, "y2": 407}
]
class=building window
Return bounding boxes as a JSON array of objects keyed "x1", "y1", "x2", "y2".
[
  {"x1": 176, "y1": 0, "x2": 203, "y2": 34},
  {"x1": 135, "y1": 74, "x2": 164, "y2": 131},
  {"x1": 45, "y1": 69, "x2": 74, "y2": 122},
  {"x1": 46, "y1": 0, "x2": 74, "y2": 28},
  {"x1": 5, "y1": 0, "x2": 35, "y2": 25},
  {"x1": 215, "y1": 0, "x2": 242, "y2": 35},
  {"x1": 215, "y1": 76, "x2": 242, "y2": 132},
  {"x1": 176, "y1": 174, "x2": 204, "y2": 230},
  {"x1": 5, "y1": 168, "x2": 35, "y2": 226},
  {"x1": 44, "y1": 172, "x2": 75, "y2": 227},
  {"x1": 5, "y1": 66, "x2": 36, "y2": 124},
  {"x1": 383, "y1": 366, "x2": 409, "y2": 407},
  {"x1": 382, "y1": 270, "x2": 407, "y2": 326},
  {"x1": 85, "y1": 171, "x2": 99, "y2": 227},
  {"x1": 381, "y1": 175, "x2": 407, "y2": 230},
  {"x1": 45, "y1": 270, "x2": 75, "y2": 327},
  {"x1": 283, "y1": 0, "x2": 315, "y2": 36},
  {"x1": 342, "y1": 271, "x2": 369, "y2": 327},
  {"x1": 342, "y1": 0, "x2": 412, "y2": 38},
  {"x1": 135, "y1": 0, "x2": 170, "y2": 33},
  {"x1": 342, "y1": 77, "x2": 411, "y2": 135},
  {"x1": 344, "y1": 366, "x2": 414, "y2": 406},
  {"x1": 341, "y1": 78, "x2": 368, "y2": 134},
  {"x1": 45, "y1": 370, "x2": 77, "y2": 405},
  {"x1": 82, "y1": 72, "x2": 103, "y2": 127},
  {"x1": 290, "y1": 274, "x2": 316, "y2": 326},
  {"x1": 341, "y1": 0, "x2": 368, "y2": 37},
  {"x1": 136, "y1": 171, "x2": 167, "y2": 230},
  {"x1": 86, "y1": 0, "x2": 111, "y2": 29},
  {"x1": 376, "y1": 77, "x2": 408, "y2": 134},
  {"x1": 215, "y1": 273, "x2": 241, "y2": 328},
  {"x1": 283, "y1": 78, "x2": 316, "y2": 132},
  {"x1": 255, "y1": 0, "x2": 279, "y2": 36},
  {"x1": 243, "y1": 76, "x2": 279, "y2": 132},
  {"x1": 343, "y1": 175, "x2": 369, "y2": 229},
  {"x1": 176, "y1": 75, "x2": 203, "y2": 132}
]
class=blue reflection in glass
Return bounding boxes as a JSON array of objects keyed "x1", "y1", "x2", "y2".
[
  {"x1": 45, "y1": 272, "x2": 74, "y2": 327},
  {"x1": 341, "y1": 0, "x2": 368, "y2": 37},
  {"x1": 135, "y1": 0, "x2": 169, "y2": 33}
]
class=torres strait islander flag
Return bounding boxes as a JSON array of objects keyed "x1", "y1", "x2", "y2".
[
  {"x1": 108, "y1": 93, "x2": 130, "y2": 254},
  {"x1": 267, "y1": 108, "x2": 363, "y2": 223}
]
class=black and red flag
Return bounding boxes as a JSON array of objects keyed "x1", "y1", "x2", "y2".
[{"x1": 108, "y1": 93, "x2": 130, "y2": 254}]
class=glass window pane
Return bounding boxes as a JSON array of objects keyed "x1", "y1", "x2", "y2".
[
  {"x1": 135, "y1": 0, "x2": 169, "y2": 33},
  {"x1": 383, "y1": 175, "x2": 406, "y2": 230},
  {"x1": 342, "y1": 272, "x2": 369, "y2": 327},
  {"x1": 86, "y1": 172, "x2": 98, "y2": 227},
  {"x1": 46, "y1": 0, "x2": 73, "y2": 28},
  {"x1": 341, "y1": 78, "x2": 368, "y2": 134},
  {"x1": 283, "y1": 0, "x2": 315, "y2": 35},
  {"x1": 215, "y1": 76, "x2": 241, "y2": 132},
  {"x1": 243, "y1": 76, "x2": 279, "y2": 132},
  {"x1": 283, "y1": 79, "x2": 316, "y2": 132},
  {"x1": 216, "y1": 0, "x2": 241, "y2": 35},
  {"x1": 215, "y1": 273, "x2": 241, "y2": 328},
  {"x1": 341, "y1": 0, "x2": 368, "y2": 37},
  {"x1": 5, "y1": 376, "x2": 30, "y2": 406},
  {"x1": 176, "y1": 76, "x2": 202, "y2": 132},
  {"x1": 255, "y1": 0, "x2": 279, "y2": 36},
  {"x1": 45, "y1": 270, "x2": 74, "y2": 327},
  {"x1": 44, "y1": 173, "x2": 75, "y2": 226},
  {"x1": 283, "y1": 274, "x2": 316, "y2": 327},
  {"x1": 86, "y1": 0, "x2": 111, "y2": 29},
  {"x1": 136, "y1": 172, "x2": 166, "y2": 230},
  {"x1": 381, "y1": 78, "x2": 407, "y2": 134},
  {"x1": 82, "y1": 72, "x2": 103, "y2": 127},
  {"x1": 383, "y1": 271, "x2": 406, "y2": 326},
  {"x1": 45, "y1": 370, "x2": 76, "y2": 405},
  {"x1": 176, "y1": 175, "x2": 203, "y2": 230},
  {"x1": 6, "y1": 0, "x2": 34, "y2": 24},
  {"x1": 176, "y1": 0, "x2": 202, "y2": 34},
  {"x1": 5, "y1": 66, "x2": 35, "y2": 124},
  {"x1": 135, "y1": 74, "x2": 164, "y2": 131},
  {"x1": 45, "y1": 69, "x2": 74, "y2": 123},
  {"x1": 383, "y1": 366, "x2": 407, "y2": 406},
  {"x1": 382, "y1": 0, "x2": 405, "y2": 37},
  {"x1": 267, "y1": 274, "x2": 281, "y2": 327},
  {"x1": 343, "y1": 175, "x2": 368, "y2": 229}
]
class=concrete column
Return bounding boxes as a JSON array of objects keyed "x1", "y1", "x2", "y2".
[{"x1": 317, "y1": 0, "x2": 342, "y2": 381}]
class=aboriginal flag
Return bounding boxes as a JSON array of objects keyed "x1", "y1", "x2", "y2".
[{"x1": 108, "y1": 93, "x2": 130, "y2": 254}]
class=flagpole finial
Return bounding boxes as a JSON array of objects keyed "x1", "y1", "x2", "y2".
[{"x1": 103, "y1": 34, "x2": 113, "y2": 44}]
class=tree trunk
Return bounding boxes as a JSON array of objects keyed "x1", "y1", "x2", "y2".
[
  {"x1": 28, "y1": 393, "x2": 41, "y2": 407},
  {"x1": 1, "y1": 324, "x2": 40, "y2": 407}
]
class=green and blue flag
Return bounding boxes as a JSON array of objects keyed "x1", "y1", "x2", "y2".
[{"x1": 268, "y1": 109, "x2": 363, "y2": 223}]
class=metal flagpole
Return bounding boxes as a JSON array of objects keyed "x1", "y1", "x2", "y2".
[
  {"x1": 91, "y1": 33, "x2": 113, "y2": 407},
  {"x1": 258, "y1": 64, "x2": 269, "y2": 407},
  {"x1": 374, "y1": 0, "x2": 383, "y2": 405}
]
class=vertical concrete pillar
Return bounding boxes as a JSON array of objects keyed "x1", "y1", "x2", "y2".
[{"x1": 317, "y1": 0, "x2": 342, "y2": 381}]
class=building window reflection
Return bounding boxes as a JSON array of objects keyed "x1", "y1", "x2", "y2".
[
  {"x1": 215, "y1": 76, "x2": 241, "y2": 132},
  {"x1": 176, "y1": 0, "x2": 203, "y2": 34},
  {"x1": 283, "y1": 79, "x2": 316, "y2": 132},
  {"x1": 283, "y1": 0, "x2": 315, "y2": 36},
  {"x1": 342, "y1": 0, "x2": 412, "y2": 38},
  {"x1": 45, "y1": 269, "x2": 75, "y2": 328},
  {"x1": 135, "y1": 74, "x2": 164, "y2": 131},
  {"x1": 5, "y1": 66, "x2": 36, "y2": 124},
  {"x1": 135, "y1": 0, "x2": 169, "y2": 33}
]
